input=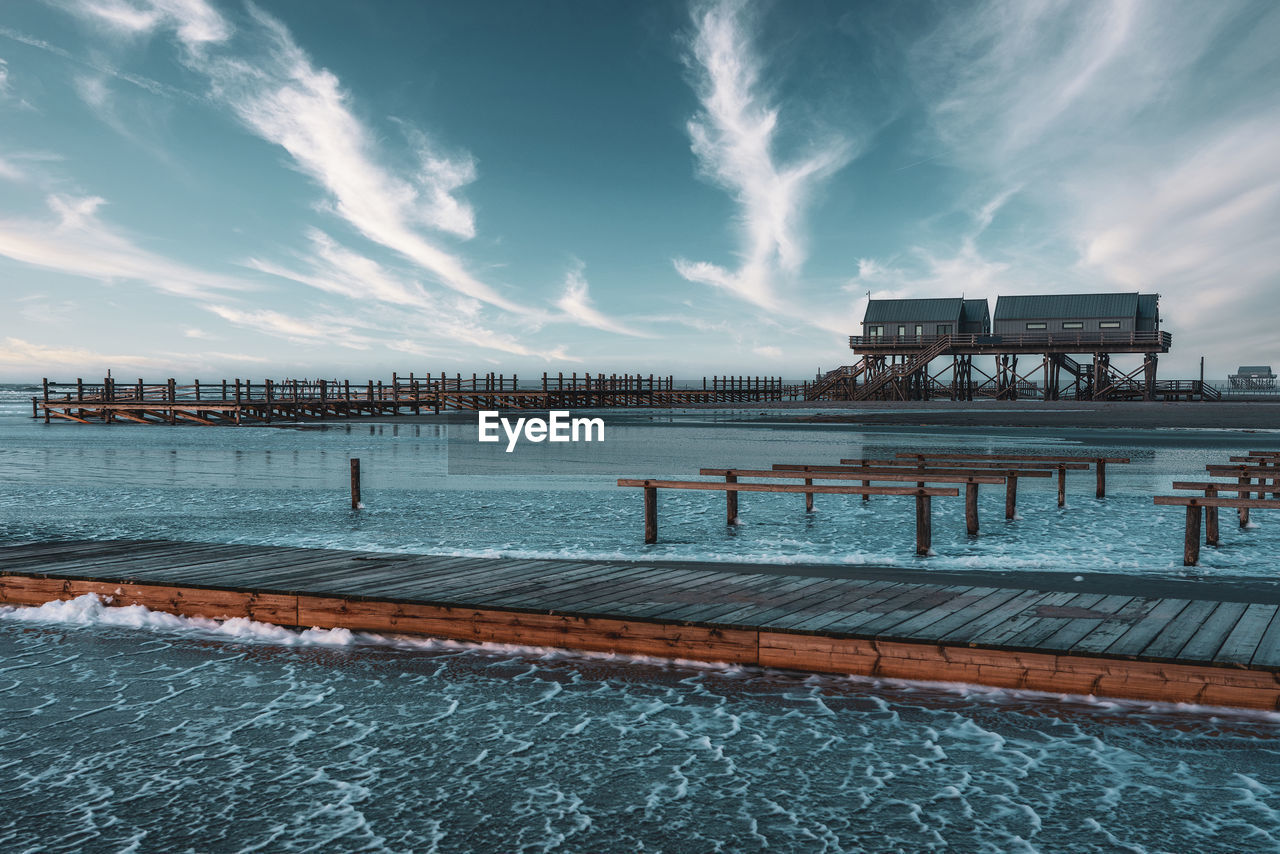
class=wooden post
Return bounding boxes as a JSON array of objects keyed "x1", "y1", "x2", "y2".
[
  {"x1": 1005, "y1": 474, "x2": 1018, "y2": 520},
  {"x1": 1205, "y1": 486, "x2": 1219, "y2": 546},
  {"x1": 1057, "y1": 464, "x2": 1066, "y2": 507},
  {"x1": 350, "y1": 458, "x2": 361, "y2": 510},
  {"x1": 1239, "y1": 476, "x2": 1251, "y2": 527},
  {"x1": 1096, "y1": 459, "x2": 1106, "y2": 498},
  {"x1": 965, "y1": 481, "x2": 979, "y2": 536},
  {"x1": 804, "y1": 478, "x2": 814, "y2": 512},
  {"x1": 726, "y1": 474, "x2": 738, "y2": 525},
  {"x1": 644, "y1": 485, "x2": 657, "y2": 544},
  {"x1": 42, "y1": 378, "x2": 49, "y2": 424},
  {"x1": 915, "y1": 492, "x2": 932, "y2": 556},
  {"x1": 1184, "y1": 504, "x2": 1201, "y2": 566}
]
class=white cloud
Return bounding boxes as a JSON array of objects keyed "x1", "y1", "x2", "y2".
[
  {"x1": 675, "y1": 0, "x2": 852, "y2": 311},
  {"x1": 752, "y1": 345, "x2": 781, "y2": 358},
  {"x1": 0, "y1": 57, "x2": 9, "y2": 97},
  {"x1": 555, "y1": 263, "x2": 651, "y2": 338},
  {"x1": 0, "y1": 194, "x2": 253, "y2": 298},
  {"x1": 69, "y1": 0, "x2": 232, "y2": 48},
  {"x1": 203, "y1": 304, "x2": 374, "y2": 350},
  {"x1": 0, "y1": 336, "x2": 169, "y2": 373},
  {"x1": 183, "y1": 327, "x2": 213, "y2": 339},
  {"x1": 907, "y1": 0, "x2": 1280, "y2": 371}
]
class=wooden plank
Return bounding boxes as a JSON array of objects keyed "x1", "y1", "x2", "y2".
[
  {"x1": 1033, "y1": 595, "x2": 1134, "y2": 652},
  {"x1": 935, "y1": 589, "x2": 1060, "y2": 644},
  {"x1": 1137, "y1": 598, "x2": 1221, "y2": 661},
  {"x1": 998, "y1": 593, "x2": 1109, "y2": 649},
  {"x1": 1155, "y1": 496, "x2": 1280, "y2": 508},
  {"x1": 702, "y1": 468, "x2": 1005, "y2": 485},
  {"x1": 895, "y1": 452, "x2": 1129, "y2": 464},
  {"x1": 681, "y1": 575, "x2": 839, "y2": 626},
  {"x1": 808, "y1": 583, "x2": 959, "y2": 636},
  {"x1": 1214, "y1": 603, "x2": 1279, "y2": 666},
  {"x1": 849, "y1": 585, "x2": 976, "y2": 637},
  {"x1": 1102, "y1": 598, "x2": 1194, "y2": 658},
  {"x1": 959, "y1": 590, "x2": 1083, "y2": 647},
  {"x1": 834, "y1": 460, "x2": 1067, "y2": 474},
  {"x1": 1251, "y1": 610, "x2": 1280, "y2": 669},
  {"x1": 1177, "y1": 601, "x2": 1249, "y2": 663},
  {"x1": 1070, "y1": 597, "x2": 1165, "y2": 655},
  {"x1": 766, "y1": 581, "x2": 907, "y2": 631},
  {"x1": 617, "y1": 479, "x2": 958, "y2": 496}
]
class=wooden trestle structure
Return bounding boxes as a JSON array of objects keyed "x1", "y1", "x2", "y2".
[
  {"x1": 1157, "y1": 450, "x2": 1280, "y2": 565},
  {"x1": 806, "y1": 331, "x2": 1218, "y2": 402},
  {"x1": 33, "y1": 373, "x2": 798, "y2": 425},
  {"x1": 619, "y1": 452, "x2": 1128, "y2": 556}
]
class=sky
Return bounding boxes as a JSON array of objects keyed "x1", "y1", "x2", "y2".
[{"x1": 0, "y1": 0, "x2": 1277, "y2": 382}]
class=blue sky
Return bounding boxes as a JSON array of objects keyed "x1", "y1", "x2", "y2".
[{"x1": 1, "y1": 0, "x2": 1277, "y2": 382}]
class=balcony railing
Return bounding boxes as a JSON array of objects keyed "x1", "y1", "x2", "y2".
[{"x1": 849, "y1": 331, "x2": 1171, "y2": 350}]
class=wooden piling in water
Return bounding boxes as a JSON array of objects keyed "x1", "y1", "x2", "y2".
[
  {"x1": 1005, "y1": 474, "x2": 1018, "y2": 520},
  {"x1": 726, "y1": 473, "x2": 739, "y2": 525},
  {"x1": 1185, "y1": 504, "x2": 1201, "y2": 566},
  {"x1": 965, "y1": 481, "x2": 979, "y2": 535},
  {"x1": 1205, "y1": 485, "x2": 1219, "y2": 546},
  {"x1": 350, "y1": 459, "x2": 361, "y2": 510},
  {"x1": 915, "y1": 492, "x2": 931, "y2": 555},
  {"x1": 644, "y1": 486, "x2": 657, "y2": 543}
]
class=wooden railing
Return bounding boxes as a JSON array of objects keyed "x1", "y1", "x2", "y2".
[{"x1": 849, "y1": 330, "x2": 1172, "y2": 350}]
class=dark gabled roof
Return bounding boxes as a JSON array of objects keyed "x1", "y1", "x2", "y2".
[
  {"x1": 961, "y1": 299, "x2": 990, "y2": 324},
  {"x1": 1236, "y1": 366, "x2": 1275, "y2": 375},
  {"x1": 1137, "y1": 293, "x2": 1159, "y2": 322},
  {"x1": 994, "y1": 292, "x2": 1139, "y2": 321},
  {"x1": 863, "y1": 298, "x2": 962, "y2": 324}
]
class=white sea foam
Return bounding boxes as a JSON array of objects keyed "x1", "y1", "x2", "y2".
[{"x1": 3, "y1": 594, "x2": 1276, "y2": 722}]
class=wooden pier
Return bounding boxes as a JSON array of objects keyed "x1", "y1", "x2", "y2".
[
  {"x1": 1157, "y1": 450, "x2": 1280, "y2": 565},
  {"x1": 33, "y1": 373, "x2": 800, "y2": 425},
  {"x1": 1, "y1": 540, "x2": 1278, "y2": 711}
]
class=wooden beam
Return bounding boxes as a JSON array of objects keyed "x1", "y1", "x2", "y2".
[
  {"x1": 644, "y1": 485, "x2": 657, "y2": 544},
  {"x1": 618, "y1": 480, "x2": 959, "y2": 496}
]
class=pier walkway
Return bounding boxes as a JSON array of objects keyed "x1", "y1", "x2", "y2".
[{"x1": 2, "y1": 540, "x2": 1278, "y2": 711}]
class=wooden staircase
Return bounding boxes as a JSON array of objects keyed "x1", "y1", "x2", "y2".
[
  {"x1": 805, "y1": 364, "x2": 868, "y2": 401},
  {"x1": 854, "y1": 336, "x2": 952, "y2": 401}
]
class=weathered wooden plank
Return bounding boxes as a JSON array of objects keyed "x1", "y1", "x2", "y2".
[
  {"x1": 1136, "y1": 598, "x2": 1221, "y2": 661},
  {"x1": 902, "y1": 587, "x2": 1029, "y2": 641},
  {"x1": 935, "y1": 589, "x2": 1060, "y2": 644},
  {"x1": 1070, "y1": 597, "x2": 1165, "y2": 655},
  {"x1": 809, "y1": 583, "x2": 959, "y2": 636},
  {"x1": 1102, "y1": 598, "x2": 1193, "y2": 658},
  {"x1": 960, "y1": 590, "x2": 1083, "y2": 647},
  {"x1": 852, "y1": 585, "x2": 977, "y2": 637},
  {"x1": 687, "y1": 575, "x2": 842, "y2": 627},
  {"x1": 998, "y1": 593, "x2": 1109, "y2": 650},
  {"x1": 766, "y1": 581, "x2": 907, "y2": 632},
  {"x1": 1177, "y1": 601, "x2": 1249, "y2": 663},
  {"x1": 1215, "y1": 603, "x2": 1279, "y2": 666},
  {"x1": 1251, "y1": 610, "x2": 1280, "y2": 669},
  {"x1": 1033, "y1": 594, "x2": 1134, "y2": 652}
]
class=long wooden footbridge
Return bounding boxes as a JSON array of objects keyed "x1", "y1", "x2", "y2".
[
  {"x1": 33, "y1": 373, "x2": 802, "y2": 425},
  {"x1": 1, "y1": 539, "x2": 1277, "y2": 711}
]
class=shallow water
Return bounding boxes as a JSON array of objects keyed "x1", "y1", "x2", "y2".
[
  {"x1": 2, "y1": 386, "x2": 1279, "y2": 576},
  {"x1": 2, "y1": 596, "x2": 1278, "y2": 853},
  {"x1": 5, "y1": 385, "x2": 1280, "y2": 852}
]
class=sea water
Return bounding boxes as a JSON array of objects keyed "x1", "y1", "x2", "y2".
[{"x1": 2, "y1": 385, "x2": 1279, "y2": 851}]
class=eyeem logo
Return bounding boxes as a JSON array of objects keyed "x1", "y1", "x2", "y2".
[{"x1": 478, "y1": 410, "x2": 605, "y2": 452}]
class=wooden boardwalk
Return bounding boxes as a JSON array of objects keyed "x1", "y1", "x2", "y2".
[{"x1": 2, "y1": 540, "x2": 1278, "y2": 710}]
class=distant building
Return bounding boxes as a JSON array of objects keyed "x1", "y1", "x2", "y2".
[
  {"x1": 1230, "y1": 365, "x2": 1276, "y2": 390},
  {"x1": 992, "y1": 292, "x2": 1160, "y2": 336},
  {"x1": 861, "y1": 298, "x2": 990, "y2": 339}
]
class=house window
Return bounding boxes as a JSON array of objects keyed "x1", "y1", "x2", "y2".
[
  {"x1": 914, "y1": 325, "x2": 924, "y2": 336},
  {"x1": 1062, "y1": 321, "x2": 1083, "y2": 330},
  {"x1": 1025, "y1": 322, "x2": 1047, "y2": 330},
  {"x1": 937, "y1": 324, "x2": 951, "y2": 335},
  {"x1": 867, "y1": 325, "x2": 883, "y2": 337},
  {"x1": 1100, "y1": 321, "x2": 1121, "y2": 329},
  {"x1": 897, "y1": 325, "x2": 907, "y2": 336}
]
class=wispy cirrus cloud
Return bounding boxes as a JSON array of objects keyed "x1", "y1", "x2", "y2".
[
  {"x1": 61, "y1": 0, "x2": 532, "y2": 316},
  {"x1": 675, "y1": 0, "x2": 852, "y2": 312},
  {"x1": 0, "y1": 194, "x2": 251, "y2": 298},
  {"x1": 555, "y1": 262, "x2": 652, "y2": 338},
  {"x1": 903, "y1": 0, "x2": 1280, "y2": 371}
]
